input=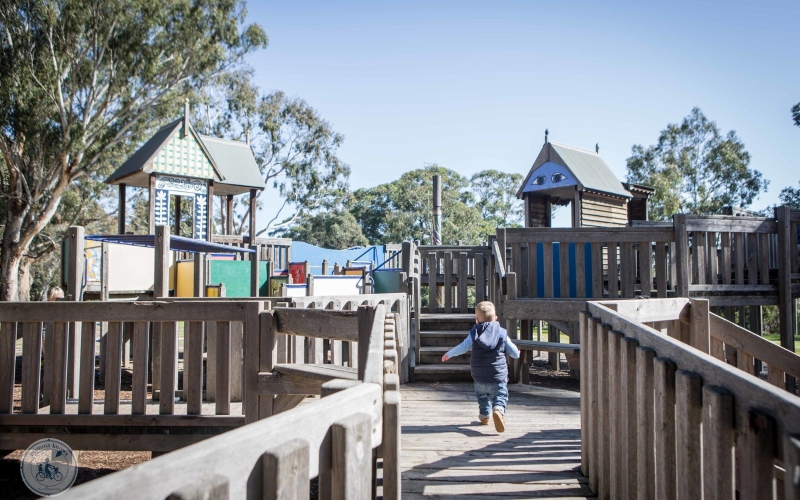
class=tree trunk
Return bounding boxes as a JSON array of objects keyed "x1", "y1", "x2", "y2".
[
  {"x1": 17, "y1": 257, "x2": 34, "y2": 301},
  {"x1": 0, "y1": 209, "x2": 28, "y2": 302}
]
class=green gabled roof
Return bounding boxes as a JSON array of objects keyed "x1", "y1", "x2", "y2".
[
  {"x1": 106, "y1": 118, "x2": 184, "y2": 185},
  {"x1": 517, "y1": 141, "x2": 632, "y2": 199},
  {"x1": 198, "y1": 135, "x2": 265, "y2": 194},
  {"x1": 549, "y1": 142, "x2": 631, "y2": 198}
]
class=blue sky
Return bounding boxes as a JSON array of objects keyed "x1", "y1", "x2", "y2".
[{"x1": 244, "y1": 0, "x2": 799, "y2": 227}]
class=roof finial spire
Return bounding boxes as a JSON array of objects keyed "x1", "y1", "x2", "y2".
[
  {"x1": 183, "y1": 99, "x2": 190, "y2": 138},
  {"x1": 245, "y1": 128, "x2": 251, "y2": 145},
  {"x1": 545, "y1": 129, "x2": 549, "y2": 144},
  {"x1": 595, "y1": 143, "x2": 599, "y2": 154}
]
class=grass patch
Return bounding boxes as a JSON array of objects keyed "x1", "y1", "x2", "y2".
[{"x1": 762, "y1": 334, "x2": 800, "y2": 354}]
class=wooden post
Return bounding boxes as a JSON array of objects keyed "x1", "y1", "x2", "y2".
[
  {"x1": 597, "y1": 322, "x2": 611, "y2": 498},
  {"x1": 776, "y1": 205, "x2": 796, "y2": 391},
  {"x1": 226, "y1": 194, "x2": 234, "y2": 235},
  {"x1": 331, "y1": 413, "x2": 373, "y2": 499},
  {"x1": 505, "y1": 273, "x2": 518, "y2": 383},
  {"x1": 675, "y1": 370, "x2": 703, "y2": 500},
  {"x1": 148, "y1": 175, "x2": 156, "y2": 232},
  {"x1": 587, "y1": 317, "x2": 600, "y2": 493},
  {"x1": 623, "y1": 338, "x2": 642, "y2": 499},
  {"x1": 118, "y1": 183, "x2": 127, "y2": 234},
  {"x1": 578, "y1": 312, "x2": 591, "y2": 478},
  {"x1": 636, "y1": 346, "x2": 656, "y2": 499},
  {"x1": 741, "y1": 410, "x2": 777, "y2": 499},
  {"x1": 263, "y1": 439, "x2": 310, "y2": 500},
  {"x1": 608, "y1": 331, "x2": 624, "y2": 499},
  {"x1": 702, "y1": 385, "x2": 734, "y2": 500},
  {"x1": 689, "y1": 298, "x2": 710, "y2": 354},
  {"x1": 66, "y1": 226, "x2": 84, "y2": 399},
  {"x1": 152, "y1": 226, "x2": 170, "y2": 396},
  {"x1": 206, "y1": 181, "x2": 214, "y2": 242},
  {"x1": 251, "y1": 245, "x2": 261, "y2": 297},
  {"x1": 674, "y1": 214, "x2": 689, "y2": 297},
  {"x1": 249, "y1": 189, "x2": 258, "y2": 246},
  {"x1": 654, "y1": 357, "x2": 677, "y2": 500},
  {"x1": 382, "y1": 391, "x2": 401, "y2": 500},
  {"x1": 784, "y1": 434, "x2": 800, "y2": 500},
  {"x1": 174, "y1": 195, "x2": 182, "y2": 237}
]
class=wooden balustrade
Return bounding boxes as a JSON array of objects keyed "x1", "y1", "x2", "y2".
[
  {"x1": 582, "y1": 298, "x2": 800, "y2": 499},
  {"x1": 418, "y1": 245, "x2": 490, "y2": 313},
  {"x1": 54, "y1": 302, "x2": 401, "y2": 500}
]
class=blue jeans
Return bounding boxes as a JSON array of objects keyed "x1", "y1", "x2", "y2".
[{"x1": 474, "y1": 380, "x2": 509, "y2": 419}]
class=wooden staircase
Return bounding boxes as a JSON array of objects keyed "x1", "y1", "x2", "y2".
[{"x1": 413, "y1": 313, "x2": 475, "y2": 382}]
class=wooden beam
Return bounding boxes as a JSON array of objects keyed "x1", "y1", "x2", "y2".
[
  {"x1": 154, "y1": 225, "x2": 170, "y2": 298},
  {"x1": 118, "y1": 183, "x2": 127, "y2": 234},
  {"x1": 148, "y1": 175, "x2": 156, "y2": 232},
  {"x1": 274, "y1": 308, "x2": 359, "y2": 341}
]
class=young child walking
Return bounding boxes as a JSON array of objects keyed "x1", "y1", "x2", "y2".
[{"x1": 441, "y1": 301, "x2": 520, "y2": 432}]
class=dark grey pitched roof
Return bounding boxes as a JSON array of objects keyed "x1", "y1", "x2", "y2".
[
  {"x1": 198, "y1": 135, "x2": 265, "y2": 192},
  {"x1": 106, "y1": 119, "x2": 183, "y2": 184},
  {"x1": 549, "y1": 142, "x2": 631, "y2": 198}
]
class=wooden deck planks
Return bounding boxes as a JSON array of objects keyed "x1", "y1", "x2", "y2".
[{"x1": 400, "y1": 382, "x2": 592, "y2": 498}]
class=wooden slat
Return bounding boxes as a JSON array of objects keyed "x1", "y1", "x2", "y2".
[
  {"x1": 475, "y1": 253, "x2": 486, "y2": 303},
  {"x1": 740, "y1": 410, "x2": 777, "y2": 499},
  {"x1": 503, "y1": 227, "x2": 674, "y2": 243},
  {"x1": 50, "y1": 322, "x2": 69, "y2": 415},
  {"x1": 502, "y1": 299, "x2": 587, "y2": 322},
  {"x1": 758, "y1": 233, "x2": 770, "y2": 286},
  {"x1": 608, "y1": 243, "x2": 619, "y2": 299},
  {"x1": 216, "y1": 321, "x2": 231, "y2": 415},
  {"x1": 230, "y1": 322, "x2": 243, "y2": 402},
  {"x1": 654, "y1": 357, "x2": 676, "y2": 500},
  {"x1": 675, "y1": 370, "x2": 702, "y2": 500},
  {"x1": 382, "y1": 390, "x2": 401, "y2": 500},
  {"x1": 0, "y1": 301, "x2": 252, "y2": 323},
  {"x1": 427, "y1": 252, "x2": 438, "y2": 311},
  {"x1": 734, "y1": 233, "x2": 745, "y2": 287},
  {"x1": 104, "y1": 322, "x2": 122, "y2": 415},
  {"x1": 701, "y1": 385, "x2": 734, "y2": 500},
  {"x1": 635, "y1": 346, "x2": 655, "y2": 499},
  {"x1": 559, "y1": 242, "x2": 569, "y2": 299},
  {"x1": 331, "y1": 412, "x2": 373, "y2": 498},
  {"x1": 639, "y1": 241, "x2": 653, "y2": 297},
  {"x1": 273, "y1": 308, "x2": 358, "y2": 341},
  {"x1": 694, "y1": 231, "x2": 706, "y2": 285},
  {"x1": 186, "y1": 322, "x2": 204, "y2": 416},
  {"x1": 623, "y1": 242, "x2": 637, "y2": 298},
  {"x1": 747, "y1": 233, "x2": 759, "y2": 286},
  {"x1": 621, "y1": 337, "x2": 640, "y2": 500},
  {"x1": 575, "y1": 242, "x2": 586, "y2": 298},
  {"x1": 587, "y1": 317, "x2": 599, "y2": 492},
  {"x1": 543, "y1": 243, "x2": 554, "y2": 298},
  {"x1": 263, "y1": 439, "x2": 310, "y2": 500},
  {"x1": 22, "y1": 322, "x2": 43, "y2": 414},
  {"x1": 784, "y1": 434, "x2": 800, "y2": 500},
  {"x1": 526, "y1": 245, "x2": 537, "y2": 298},
  {"x1": 578, "y1": 312, "x2": 591, "y2": 478},
  {"x1": 160, "y1": 322, "x2": 178, "y2": 415},
  {"x1": 458, "y1": 252, "x2": 468, "y2": 312},
  {"x1": 721, "y1": 232, "x2": 732, "y2": 286},
  {"x1": 591, "y1": 243, "x2": 603, "y2": 299},
  {"x1": 609, "y1": 331, "x2": 624, "y2": 498},
  {"x1": 444, "y1": 252, "x2": 453, "y2": 313},
  {"x1": 78, "y1": 321, "x2": 96, "y2": 414},
  {"x1": 655, "y1": 242, "x2": 667, "y2": 298},
  {"x1": 684, "y1": 216, "x2": 776, "y2": 234},
  {"x1": 597, "y1": 323, "x2": 610, "y2": 498},
  {"x1": 131, "y1": 322, "x2": 149, "y2": 415},
  {"x1": 707, "y1": 232, "x2": 718, "y2": 285},
  {"x1": 0, "y1": 322, "x2": 16, "y2": 413}
]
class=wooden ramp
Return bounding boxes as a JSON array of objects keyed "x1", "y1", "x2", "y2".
[{"x1": 401, "y1": 382, "x2": 592, "y2": 499}]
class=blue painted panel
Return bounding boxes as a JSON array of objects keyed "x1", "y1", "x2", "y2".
[
  {"x1": 522, "y1": 161, "x2": 577, "y2": 194},
  {"x1": 534, "y1": 242, "x2": 593, "y2": 298}
]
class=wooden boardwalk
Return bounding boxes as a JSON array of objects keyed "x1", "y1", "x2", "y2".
[{"x1": 401, "y1": 382, "x2": 592, "y2": 499}]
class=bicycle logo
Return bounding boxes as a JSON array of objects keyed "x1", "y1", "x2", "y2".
[{"x1": 20, "y1": 438, "x2": 77, "y2": 496}]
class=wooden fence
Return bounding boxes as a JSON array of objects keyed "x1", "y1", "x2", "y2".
[
  {"x1": 582, "y1": 298, "x2": 800, "y2": 499},
  {"x1": 57, "y1": 303, "x2": 400, "y2": 500},
  {"x1": 418, "y1": 245, "x2": 490, "y2": 313},
  {"x1": 211, "y1": 235, "x2": 292, "y2": 268}
]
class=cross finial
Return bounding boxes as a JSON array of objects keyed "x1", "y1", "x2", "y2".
[
  {"x1": 183, "y1": 99, "x2": 190, "y2": 138},
  {"x1": 545, "y1": 129, "x2": 549, "y2": 144},
  {"x1": 595, "y1": 143, "x2": 599, "y2": 154}
]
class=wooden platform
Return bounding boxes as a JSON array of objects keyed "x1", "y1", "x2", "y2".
[{"x1": 400, "y1": 382, "x2": 592, "y2": 498}]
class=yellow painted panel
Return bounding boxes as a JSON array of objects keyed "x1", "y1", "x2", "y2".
[{"x1": 176, "y1": 261, "x2": 195, "y2": 297}]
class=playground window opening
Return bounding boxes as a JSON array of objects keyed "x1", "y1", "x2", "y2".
[
  {"x1": 551, "y1": 173, "x2": 566, "y2": 183},
  {"x1": 532, "y1": 175, "x2": 546, "y2": 186}
]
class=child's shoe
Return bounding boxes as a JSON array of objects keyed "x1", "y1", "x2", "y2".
[
  {"x1": 492, "y1": 409, "x2": 505, "y2": 433},
  {"x1": 479, "y1": 416, "x2": 489, "y2": 425}
]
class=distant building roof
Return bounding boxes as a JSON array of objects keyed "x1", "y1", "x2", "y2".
[
  {"x1": 105, "y1": 116, "x2": 265, "y2": 196},
  {"x1": 518, "y1": 141, "x2": 632, "y2": 200}
]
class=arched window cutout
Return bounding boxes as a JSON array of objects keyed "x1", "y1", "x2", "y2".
[
  {"x1": 551, "y1": 173, "x2": 566, "y2": 183},
  {"x1": 532, "y1": 175, "x2": 546, "y2": 186}
]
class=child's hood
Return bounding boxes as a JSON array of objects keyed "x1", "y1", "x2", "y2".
[{"x1": 473, "y1": 321, "x2": 506, "y2": 349}]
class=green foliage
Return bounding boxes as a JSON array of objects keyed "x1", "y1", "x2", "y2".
[
  {"x1": 470, "y1": 170, "x2": 524, "y2": 227},
  {"x1": 793, "y1": 102, "x2": 800, "y2": 128},
  {"x1": 626, "y1": 108, "x2": 768, "y2": 221},
  {"x1": 0, "y1": 0, "x2": 266, "y2": 300},
  {"x1": 276, "y1": 210, "x2": 368, "y2": 249},
  {"x1": 779, "y1": 182, "x2": 800, "y2": 209},
  {"x1": 349, "y1": 165, "x2": 496, "y2": 245},
  {"x1": 196, "y1": 78, "x2": 351, "y2": 235}
]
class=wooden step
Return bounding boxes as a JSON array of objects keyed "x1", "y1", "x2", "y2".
[
  {"x1": 419, "y1": 313, "x2": 475, "y2": 331},
  {"x1": 419, "y1": 346, "x2": 471, "y2": 365},
  {"x1": 413, "y1": 364, "x2": 473, "y2": 382},
  {"x1": 419, "y1": 331, "x2": 470, "y2": 347}
]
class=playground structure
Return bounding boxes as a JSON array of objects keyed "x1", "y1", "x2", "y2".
[{"x1": 1, "y1": 135, "x2": 800, "y2": 497}]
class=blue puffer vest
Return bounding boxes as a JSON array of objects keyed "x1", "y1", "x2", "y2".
[{"x1": 469, "y1": 322, "x2": 508, "y2": 383}]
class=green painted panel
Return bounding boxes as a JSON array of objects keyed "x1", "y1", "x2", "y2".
[
  {"x1": 209, "y1": 260, "x2": 270, "y2": 297},
  {"x1": 373, "y1": 269, "x2": 403, "y2": 293},
  {"x1": 152, "y1": 131, "x2": 215, "y2": 179}
]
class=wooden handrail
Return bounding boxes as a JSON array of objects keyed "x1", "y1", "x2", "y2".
[
  {"x1": 710, "y1": 313, "x2": 800, "y2": 380},
  {"x1": 492, "y1": 239, "x2": 506, "y2": 278}
]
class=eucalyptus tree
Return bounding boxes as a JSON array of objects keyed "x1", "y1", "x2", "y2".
[
  {"x1": 626, "y1": 108, "x2": 768, "y2": 221},
  {"x1": 0, "y1": 0, "x2": 267, "y2": 300}
]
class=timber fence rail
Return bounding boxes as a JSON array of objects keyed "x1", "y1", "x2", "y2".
[
  {"x1": 581, "y1": 297, "x2": 800, "y2": 500},
  {"x1": 418, "y1": 244, "x2": 491, "y2": 314},
  {"x1": 56, "y1": 302, "x2": 401, "y2": 500}
]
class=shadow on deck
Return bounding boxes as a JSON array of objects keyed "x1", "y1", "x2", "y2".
[{"x1": 401, "y1": 382, "x2": 593, "y2": 499}]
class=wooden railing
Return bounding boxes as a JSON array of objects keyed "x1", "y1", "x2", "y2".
[
  {"x1": 58, "y1": 303, "x2": 401, "y2": 500},
  {"x1": 211, "y1": 235, "x2": 292, "y2": 269},
  {"x1": 418, "y1": 244, "x2": 490, "y2": 313},
  {"x1": 581, "y1": 298, "x2": 800, "y2": 499}
]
